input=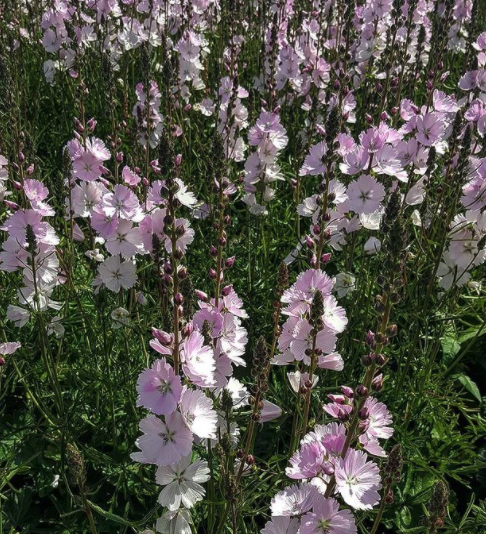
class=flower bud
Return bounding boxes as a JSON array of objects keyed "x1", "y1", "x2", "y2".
[
  {"x1": 321, "y1": 253, "x2": 331, "y2": 263},
  {"x1": 222, "y1": 284, "x2": 233, "y2": 296},
  {"x1": 371, "y1": 374, "x2": 383, "y2": 391},
  {"x1": 225, "y1": 256, "x2": 235, "y2": 268},
  {"x1": 0, "y1": 357, "x2": 5, "y2": 366},
  {"x1": 358, "y1": 407, "x2": 370, "y2": 420},
  {"x1": 356, "y1": 385, "x2": 368, "y2": 398},
  {"x1": 195, "y1": 290, "x2": 209, "y2": 301},
  {"x1": 341, "y1": 386, "x2": 354, "y2": 398},
  {"x1": 152, "y1": 328, "x2": 173, "y2": 345}
]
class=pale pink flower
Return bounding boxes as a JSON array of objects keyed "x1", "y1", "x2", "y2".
[
  {"x1": 301, "y1": 497, "x2": 357, "y2": 534},
  {"x1": 300, "y1": 142, "x2": 328, "y2": 176},
  {"x1": 271, "y1": 483, "x2": 319, "y2": 517},
  {"x1": 345, "y1": 175, "x2": 385, "y2": 215},
  {"x1": 102, "y1": 185, "x2": 143, "y2": 222},
  {"x1": 132, "y1": 413, "x2": 193, "y2": 466},
  {"x1": 136, "y1": 358, "x2": 182, "y2": 415},
  {"x1": 335, "y1": 449, "x2": 381, "y2": 510},
  {"x1": 181, "y1": 331, "x2": 215, "y2": 387},
  {"x1": 260, "y1": 400, "x2": 282, "y2": 423},
  {"x1": 122, "y1": 165, "x2": 142, "y2": 186},
  {"x1": 261, "y1": 516, "x2": 299, "y2": 534},
  {"x1": 0, "y1": 342, "x2": 21, "y2": 355},
  {"x1": 105, "y1": 220, "x2": 145, "y2": 258},
  {"x1": 98, "y1": 255, "x2": 137, "y2": 292},
  {"x1": 164, "y1": 218, "x2": 194, "y2": 254}
]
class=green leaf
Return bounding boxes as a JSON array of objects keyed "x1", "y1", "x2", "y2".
[
  {"x1": 87, "y1": 500, "x2": 133, "y2": 527},
  {"x1": 441, "y1": 335, "x2": 461, "y2": 364},
  {"x1": 454, "y1": 374, "x2": 482, "y2": 403}
]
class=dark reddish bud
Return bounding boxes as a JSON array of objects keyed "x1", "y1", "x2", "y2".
[
  {"x1": 163, "y1": 261, "x2": 173, "y2": 274},
  {"x1": 358, "y1": 407, "x2": 370, "y2": 420},
  {"x1": 174, "y1": 293, "x2": 184, "y2": 305},
  {"x1": 305, "y1": 236, "x2": 315, "y2": 249},
  {"x1": 246, "y1": 454, "x2": 255, "y2": 465},
  {"x1": 375, "y1": 353, "x2": 386, "y2": 366},
  {"x1": 356, "y1": 385, "x2": 369, "y2": 397},
  {"x1": 209, "y1": 268, "x2": 217, "y2": 279},
  {"x1": 313, "y1": 224, "x2": 321, "y2": 235},
  {"x1": 225, "y1": 256, "x2": 235, "y2": 268},
  {"x1": 236, "y1": 449, "x2": 244, "y2": 459},
  {"x1": 210, "y1": 245, "x2": 218, "y2": 257},
  {"x1": 362, "y1": 353, "x2": 373, "y2": 366},
  {"x1": 321, "y1": 253, "x2": 331, "y2": 263},
  {"x1": 0, "y1": 357, "x2": 5, "y2": 366},
  {"x1": 337, "y1": 408, "x2": 351, "y2": 422}
]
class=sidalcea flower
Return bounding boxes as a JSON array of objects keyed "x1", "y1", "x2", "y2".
[
  {"x1": 334, "y1": 449, "x2": 381, "y2": 510},
  {"x1": 271, "y1": 483, "x2": 319, "y2": 517},
  {"x1": 345, "y1": 175, "x2": 385, "y2": 215},
  {"x1": 156, "y1": 454, "x2": 210, "y2": 510},
  {"x1": 0, "y1": 342, "x2": 21, "y2": 356},
  {"x1": 132, "y1": 413, "x2": 193, "y2": 466},
  {"x1": 261, "y1": 516, "x2": 300, "y2": 534},
  {"x1": 156, "y1": 508, "x2": 191, "y2": 534},
  {"x1": 300, "y1": 497, "x2": 357, "y2": 534},
  {"x1": 181, "y1": 331, "x2": 216, "y2": 387},
  {"x1": 98, "y1": 255, "x2": 137, "y2": 292},
  {"x1": 136, "y1": 358, "x2": 183, "y2": 415},
  {"x1": 179, "y1": 388, "x2": 217, "y2": 439}
]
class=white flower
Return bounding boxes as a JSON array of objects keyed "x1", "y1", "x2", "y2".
[
  {"x1": 111, "y1": 307, "x2": 130, "y2": 329},
  {"x1": 333, "y1": 273, "x2": 356, "y2": 298},
  {"x1": 179, "y1": 388, "x2": 217, "y2": 439},
  {"x1": 47, "y1": 316, "x2": 65, "y2": 338},
  {"x1": 156, "y1": 455, "x2": 210, "y2": 511},
  {"x1": 156, "y1": 509, "x2": 191, "y2": 534},
  {"x1": 364, "y1": 237, "x2": 381, "y2": 255}
]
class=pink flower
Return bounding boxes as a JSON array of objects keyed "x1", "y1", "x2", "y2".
[
  {"x1": 102, "y1": 185, "x2": 143, "y2": 222},
  {"x1": 132, "y1": 413, "x2": 193, "y2": 466},
  {"x1": 301, "y1": 497, "x2": 357, "y2": 534},
  {"x1": 282, "y1": 269, "x2": 334, "y2": 308},
  {"x1": 105, "y1": 220, "x2": 145, "y2": 258},
  {"x1": 72, "y1": 137, "x2": 110, "y2": 181},
  {"x1": 24, "y1": 179, "x2": 54, "y2": 216},
  {"x1": 136, "y1": 358, "x2": 182, "y2": 415},
  {"x1": 416, "y1": 112, "x2": 445, "y2": 146},
  {"x1": 98, "y1": 255, "x2": 137, "y2": 292},
  {"x1": 345, "y1": 175, "x2": 385, "y2": 215},
  {"x1": 122, "y1": 165, "x2": 142, "y2": 186},
  {"x1": 260, "y1": 400, "x2": 282, "y2": 423},
  {"x1": 289, "y1": 319, "x2": 337, "y2": 363},
  {"x1": 286, "y1": 441, "x2": 327, "y2": 479},
  {"x1": 164, "y1": 218, "x2": 194, "y2": 254},
  {"x1": 300, "y1": 142, "x2": 328, "y2": 176},
  {"x1": 271, "y1": 483, "x2": 319, "y2": 517},
  {"x1": 335, "y1": 449, "x2": 381, "y2": 510},
  {"x1": 360, "y1": 127, "x2": 386, "y2": 154},
  {"x1": 181, "y1": 331, "x2": 216, "y2": 387},
  {"x1": 0, "y1": 342, "x2": 21, "y2": 355}
]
